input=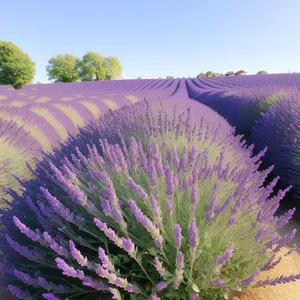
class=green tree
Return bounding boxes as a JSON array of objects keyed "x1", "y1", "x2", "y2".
[
  {"x1": 78, "y1": 51, "x2": 106, "y2": 81},
  {"x1": 205, "y1": 71, "x2": 213, "y2": 77},
  {"x1": 103, "y1": 56, "x2": 123, "y2": 80},
  {"x1": 166, "y1": 75, "x2": 174, "y2": 79},
  {"x1": 257, "y1": 70, "x2": 268, "y2": 75},
  {"x1": 36, "y1": 81, "x2": 42, "y2": 84},
  {"x1": 46, "y1": 54, "x2": 80, "y2": 83},
  {"x1": 0, "y1": 41, "x2": 35, "y2": 89}
]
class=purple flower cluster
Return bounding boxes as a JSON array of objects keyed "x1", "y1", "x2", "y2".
[{"x1": 0, "y1": 98, "x2": 298, "y2": 300}]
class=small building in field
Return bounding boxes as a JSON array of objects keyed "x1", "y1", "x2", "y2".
[
  {"x1": 197, "y1": 73, "x2": 206, "y2": 78},
  {"x1": 235, "y1": 70, "x2": 247, "y2": 76},
  {"x1": 225, "y1": 71, "x2": 235, "y2": 76}
]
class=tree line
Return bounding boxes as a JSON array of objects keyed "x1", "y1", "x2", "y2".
[{"x1": 0, "y1": 41, "x2": 123, "y2": 88}]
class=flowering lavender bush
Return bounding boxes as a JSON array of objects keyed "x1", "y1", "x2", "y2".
[
  {"x1": 0, "y1": 100, "x2": 298, "y2": 300},
  {"x1": 250, "y1": 93, "x2": 300, "y2": 199}
]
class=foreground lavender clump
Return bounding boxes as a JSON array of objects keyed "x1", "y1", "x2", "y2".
[{"x1": 0, "y1": 100, "x2": 298, "y2": 300}]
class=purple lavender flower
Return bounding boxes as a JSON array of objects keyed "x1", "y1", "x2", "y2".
[
  {"x1": 109, "y1": 288, "x2": 122, "y2": 300},
  {"x1": 149, "y1": 194, "x2": 162, "y2": 226},
  {"x1": 174, "y1": 251, "x2": 184, "y2": 289},
  {"x1": 55, "y1": 257, "x2": 84, "y2": 280},
  {"x1": 227, "y1": 217, "x2": 238, "y2": 227},
  {"x1": 13, "y1": 216, "x2": 40, "y2": 242},
  {"x1": 174, "y1": 224, "x2": 182, "y2": 249},
  {"x1": 100, "y1": 198, "x2": 112, "y2": 215},
  {"x1": 94, "y1": 218, "x2": 123, "y2": 249},
  {"x1": 129, "y1": 137, "x2": 138, "y2": 166},
  {"x1": 127, "y1": 199, "x2": 159, "y2": 238},
  {"x1": 154, "y1": 257, "x2": 166, "y2": 276},
  {"x1": 42, "y1": 293, "x2": 60, "y2": 300},
  {"x1": 164, "y1": 166, "x2": 176, "y2": 195},
  {"x1": 190, "y1": 295, "x2": 199, "y2": 300},
  {"x1": 150, "y1": 295, "x2": 161, "y2": 300},
  {"x1": 214, "y1": 243, "x2": 234, "y2": 267},
  {"x1": 38, "y1": 277, "x2": 68, "y2": 293},
  {"x1": 166, "y1": 199, "x2": 173, "y2": 213},
  {"x1": 42, "y1": 232, "x2": 69, "y2": 258},
  {"x1": 6, "y1": 234, "x2": 42, "y2": 262},
  {"x1": 211, "y1": 277, "x2": 224, "y2": 287},
  {"x1": 238, "y1": 269, "x2": 260, "y2": 286},
  {"x1": 40, "y1": 187, "x2": 84, "y2": 227},
  {"x1": 69, "y1": 240, "x2": 88, "y2": 267},
  {"x1": 155, "y1": 281, "x2": 168, "y2": 291},
  {"x1": 14, "y1": 270, "x2": 39, "y2": 287},
  {"x1": 154, "y1": 235, "x2": 163, "y2": 248},
  {"x1": 255, "y1": 224, "x2": 268, "y2": 243},
  {"x1": 190, "y1": 184, "x2": 199, "y2": 208},
  {"x1": 98, "y1": 247, "x2": 114, "y2": 271},
  {"x1": 8, "y1": 285, "x2": 30, "y2": 299},
  {"x1": 128, "y1": 177, "x2": 148, "y2": 200},
  {"x1": 205, "y1": 183, "x2": 220, "y2": 223},
  {"x1": 121, "y1": 238, "x2": 135, "y2": 254},
  {"x1": 188, "y1": 219, "x2": 199, "y2": 249}
]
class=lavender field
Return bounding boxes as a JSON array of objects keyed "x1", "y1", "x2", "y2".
[{"x1": 1, "y1": 74, "x2": 300, "y2": 299}]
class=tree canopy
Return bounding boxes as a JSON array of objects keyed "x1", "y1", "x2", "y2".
[
  {"x1": 166, "y1": 75, "x2": 174, "y2": 79},
  {"x1": 46, "y1": 54, "x2": 81, "y2": 83},
  {"x1": 103, "y1": 56, "x2": 123, "y2": 80},
  {"x1": 257, "y1": 70, "x2": 268, "y2": 75},
  {"x1": 78, "y1": 51, "x2": 106, "y2": 81},
  {"x1": 0, "y1": 41, "x2": 36, "y2": 89},
  {"x1": 205, "y1": 71, "x2": 213, "y2": 77}
]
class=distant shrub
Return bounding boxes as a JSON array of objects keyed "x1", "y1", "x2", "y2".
[
  {"x1": 250, "y1": 93, "x2": 300, "y2": 199},
  {"x1": 257, "y1": 71, "x2": 268, "y2": 75},
  {"x1": 0, "y1": 100, "x2": 298, "y2": 300}
]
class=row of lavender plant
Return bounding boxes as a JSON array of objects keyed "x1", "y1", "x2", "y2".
[
  {"x1": 250, "y1": 92, "x2": 300, "y2": 200},
  {"x1": 0, "y1": 99, "x2": 298, "y2": 300},
  {"x1": 185, "y1": 79, "x2": 293, "y2": 135}
]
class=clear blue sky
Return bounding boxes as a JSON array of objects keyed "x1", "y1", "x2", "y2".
[{"x1": 1, "y1": 0, "x2": 300, "y2": 83}]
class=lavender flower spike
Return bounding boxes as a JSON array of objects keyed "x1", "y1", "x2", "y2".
[
  {"x1": 13, "y1": 216, "x2": 40, "y2": 242},
  {"x1": 8, "y1": 285, "x2": 30, "y2": 299},
  {"x1": 188, "y1": 219, "x2": 199, "y2": 249},
  {"x1": 154, "y1": 257, "x2": 166, "y2": 276},
  {"x1": 190, "y1": 295, "x2": 199, "y2": 300},
  {"x1": 150, "y1": 295, "x2": 161, "y2": 300},
  {"x1": 174, "y1": 224, "x2": 182, "y2": 249},
  {"x1": 69, "y1": 240, "x2": 88, "y2": 267},
  {"x1": 214, "y1": 243, "x2": 234, "y2": 267},
  {"x1": 42, "y1": 293, "x2": 60, "y2": 300},
  {"x1": 174, "y1": 251, "x2": 184, "y2": 289},
  {"x1": 109, "y1": 288, "x2": 122, "y2": 300},
  {"x1": 155, "y1": 281, "x2": 168, "y2": 291},
  {"x1": 127, "y1": 199, "x2": 159, "y2": 238},
  {"x1": 166, "y1": 199, "x2": 173, "y2": 213},
  {"x1": 98, "y1": 247, "x2": 114, "y2": 272}
]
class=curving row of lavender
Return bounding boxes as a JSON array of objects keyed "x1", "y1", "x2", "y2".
[{"x1": 1, "y1": 74, "x2": 300, "y2": 206}]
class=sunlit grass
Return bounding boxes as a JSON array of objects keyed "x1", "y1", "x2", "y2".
[
  {"x1": 30, "y1": 106, "x2": 68, "y2": 141},
  {"x1": 79, "y1": 100, "x2": 101, "y2": 120},
  {"x1": 35, "y1": 96, "x2": 52, "y2": 103},
  {"x1": 50, "y1": 103, "x2": 85, "y2": 130},
  {"x1": 125, "y1": 95, "x2": 139, "y2": 103},
  {"x1": 102, "y1": 98, "x2": 118, "y2": 110}
]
